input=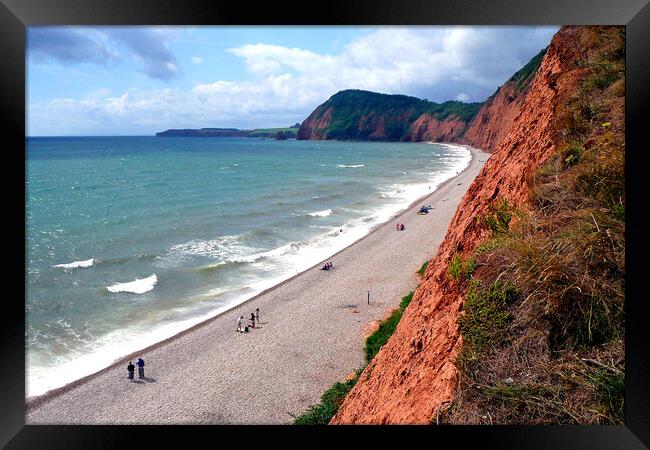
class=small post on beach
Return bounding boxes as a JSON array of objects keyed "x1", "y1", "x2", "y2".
[{"x1": 367, "y1": 290, "x2": 370, "y2": 305}]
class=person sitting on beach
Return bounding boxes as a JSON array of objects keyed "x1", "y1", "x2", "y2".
[
  {"x1": 396, "y1": 223, "x2": 400, "y2": 231},
  {"x1": 127, "y1": 361, "x2": 135, "y2": 381},
  {"x1": 322, "y1": 263, "x2": 329, "y2": 270},
  {"x1": 400, "y1": 224, "x2": 405, "y2": 231},
  {"x1": 328, "y1": 261, "x2": 333, "y2": 269}
]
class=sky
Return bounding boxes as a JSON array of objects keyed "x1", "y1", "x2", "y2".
[{"x1": 27, "y1": 26, "x2": 560, "y2": 136}]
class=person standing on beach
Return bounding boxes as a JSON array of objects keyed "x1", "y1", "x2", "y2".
[
  {"x1": 255, "y1": 308, "x2": 260, "y2": 324},
  {"x1": 127, "y1": 361, "x2": 135, "y2": 381},
  {"x1": 237, "y1": 315, "x2": 244, "y2": 332},
  {"x1": 250, "y1": 312, "x2": 256, "y2": 328},
  {"x1": 136, "y1": 357, "x2": 145, "y2": 379}
]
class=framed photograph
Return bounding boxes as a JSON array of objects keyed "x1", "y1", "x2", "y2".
[{"x1": 3, "y1": 0, "x2": 648, "y2": 447}]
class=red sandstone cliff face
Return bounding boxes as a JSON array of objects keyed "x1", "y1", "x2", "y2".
[
  {"x1": 331, "y1": 26, "x2": 591, "y2": 424},
  {"x1": 299, "y1": 104, "x2": 435, "y2": 141},
  {"x1": 407, "y1": 114, "x2": 467, "y2": 142},
  {"x1": 461, "y1": 82, "x2": 528, "y2": 153},
  {"x1": 297, "y1": 107, "x2": 332, "y2": 140}
]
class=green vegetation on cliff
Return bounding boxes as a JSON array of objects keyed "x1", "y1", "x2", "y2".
[
  {"x1": 309, "y1": 89, "x2": 482, "y2": 141},
  {"x1": 248, "y1": 126, "x2": 300, "y2": 138},
  {"x1": 509, "y1": 47, "x2": 548, "y2": 91},
  {"x1": 364, "y1": 291, "x2": 414, "y2": 363},
  {"x1": 484, "y1": 47, "x2": 548, "y2": 103},
  {"x1": 441, "y1": 27, "x2": 625, "y2": 425}
]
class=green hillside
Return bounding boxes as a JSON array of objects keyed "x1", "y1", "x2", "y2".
[
  {"x1": 315, "y1": 89, "x2": 482, "y2": 141},
  {"x1": 248, "y1": 127, "x2": 300, "y2": 138}
]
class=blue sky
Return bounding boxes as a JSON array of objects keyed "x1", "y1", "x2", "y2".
[{"x1": 27, "y1": 26, "x2": 559, "y2": 136}]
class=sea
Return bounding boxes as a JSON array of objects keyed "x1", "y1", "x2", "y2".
[{"x1": 26, "y1": 136, "x2": 470, "y2": 398}]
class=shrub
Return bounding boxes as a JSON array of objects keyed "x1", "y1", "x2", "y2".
[
  {"x1": 448, "y1": 254, "x2": 463, "y2": 279},
  {"x1": 448, "y1": 253, "x2": 477, "y2": 280},
  {"x1": 561, "y1": 144, "x2": 584, "y2": 168},
  {"x1": 418, "y1": 260, "x2": 429, "y2": 277},
  {"x1": 457, "y1": 280, "x2": 518, "y2": 364},
  {"x1": 479, "y1": 198, "x2": 513, "y2": 235}
]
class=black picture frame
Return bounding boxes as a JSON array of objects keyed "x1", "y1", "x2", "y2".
[{"x1": 2, "y1": 0, "x2": 649, "y2": 447}]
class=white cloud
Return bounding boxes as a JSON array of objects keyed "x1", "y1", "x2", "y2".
[
  {"x1": 190, "y1": 56, "x2": 203, "y2": 64},
  {"x1": 29, "y1": 26, "x2": 559, "y2": 135},
  {"x1": 228, "y1": 44, "x2": 336, "y2": 76}
]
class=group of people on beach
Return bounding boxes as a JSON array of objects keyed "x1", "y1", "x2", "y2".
[
  {"x1": 321, "y1": 261, "x2": 334, "y2": 270},
  {"x1": 395, "y1": 223, "x2": 405, "y2": 231},
  {"x1": 126, "y1": 357, "x2": 145, "y2": 381},
  {"x1": 237, "y1": 307, "x2": 260, "y2": 333}
]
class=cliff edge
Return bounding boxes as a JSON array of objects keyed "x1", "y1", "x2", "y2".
[{"x1": 330, "y1": 26, "x2": 619, "y2": 424}]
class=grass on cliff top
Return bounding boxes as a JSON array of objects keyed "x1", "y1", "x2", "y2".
[
  {"x1": 440, "y1": 26, "x2": 625, "y2": 425},
  {"x1": 508, "y1": 47, "x2": 548, "y2": 91},
  {"x1": 294, "y1": 290, "x2": 415, "y2": 424},
  {"x1": 484, "y1": 47, "x2": 548, "y2": 102}
]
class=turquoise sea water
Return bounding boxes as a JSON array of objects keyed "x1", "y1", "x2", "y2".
[{"x1": 26, "y1": 136, "x2": 470, "y2": 397}]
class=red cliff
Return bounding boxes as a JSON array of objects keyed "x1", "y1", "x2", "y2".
[
  {"x1": 297, "y1": 89, "x2": 482, "y2": 142},
  {"x1": 461, "y1": 83, "x2": 526, "y2": 152},
  {"x1": 297, "y1": 107, "x2": 332, "y2": 140},
  {"x1": 461, "y1": 48, "x2": 545, "y2": 152},
  {"x1": 331, "y1": 26, "x2": 592, "y2": 424},
  {"x1": 407, "y1": 113, "x2": 467, "y2": 142}
]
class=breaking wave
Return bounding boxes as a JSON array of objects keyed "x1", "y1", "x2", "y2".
[
  {"x1": 308, "y1": 209, "x2": 333, "y2": 217},
  {"x1": 107, "y1": 274, "x2": 158, "y2": 294},
  {"x1": 53, "y1": 258, "x2": 94, "y2": 269}
]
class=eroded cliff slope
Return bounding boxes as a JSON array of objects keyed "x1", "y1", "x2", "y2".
[
  {"x1": 461, "y1": 48, "x2": 546, "y2": 152},
  {"x1": 331, "y1": 26, "x2": 603, "y2": 424}
]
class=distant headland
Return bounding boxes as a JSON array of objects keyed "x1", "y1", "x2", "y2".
[{"x1": 156, "y1": 124, "x2": 300, "y2": 139}]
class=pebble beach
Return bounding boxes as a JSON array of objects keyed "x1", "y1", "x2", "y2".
[{"x1": 26, "y1": 145, "x2": 487, "y2": 425}]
